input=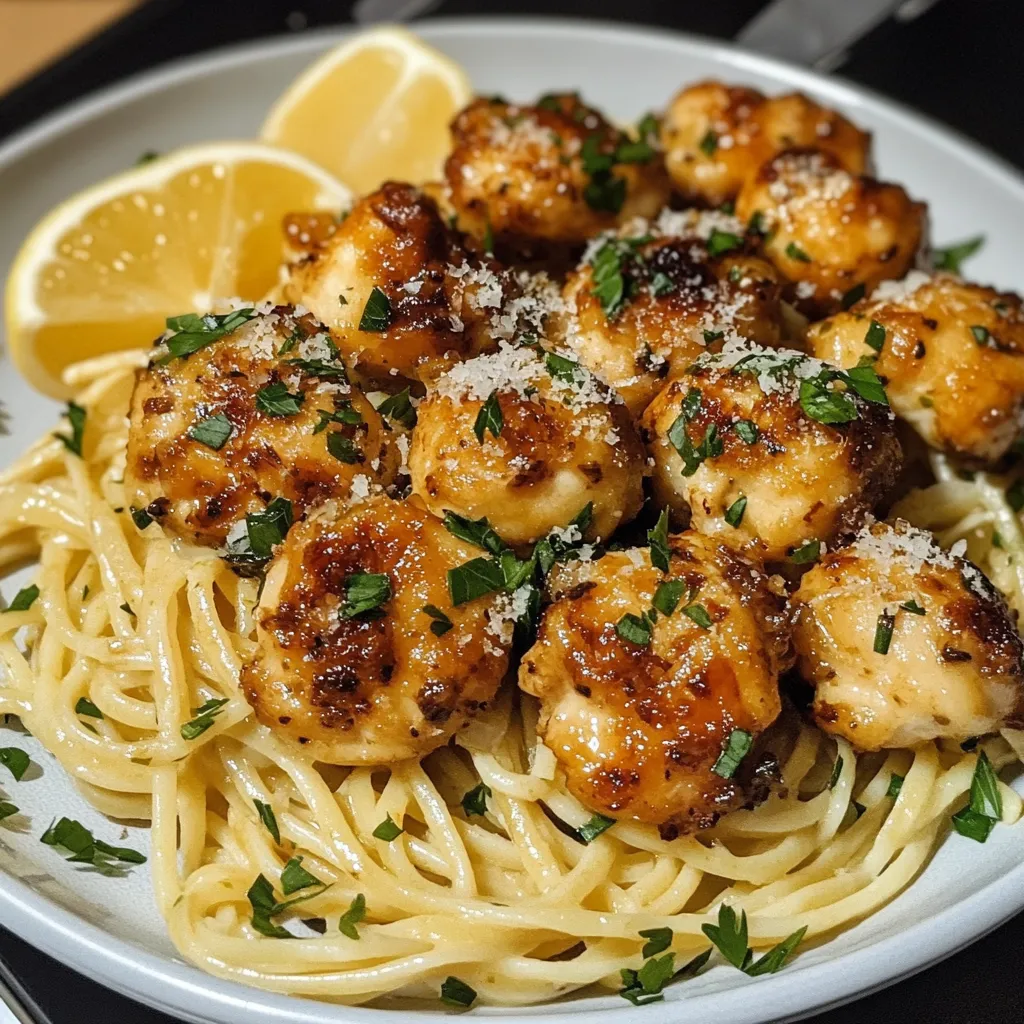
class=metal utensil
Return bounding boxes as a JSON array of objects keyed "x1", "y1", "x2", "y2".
[
  {"x1": 0, "y1": 953, "x2": 54, "y2": 1024},
  {"x1": 736, "y1": 0, "x2": 945, "y2": 68}
]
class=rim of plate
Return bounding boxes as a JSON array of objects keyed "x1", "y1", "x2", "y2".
[{"x1": 1, "y1": 16, "x2": 1024, "y2": 1024}]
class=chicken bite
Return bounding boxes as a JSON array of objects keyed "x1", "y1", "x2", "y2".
[
  {"x1": 640, "y1": 340, "x2": 901, "y2": 562},
  {"x1": 408, "y1": 342, "x2": 645, "y2": 547},
  {"x1": 126, "y1": 305, "x2": 397, "y2": 549},
  {"x1": 282, "y1": 181, "x2": 507, "y2": 385},
  {"x1": 735, "y1": 148, "x2": 926, "y2": 316},
  {"x1": 240, "y1": 494, "x2": 512, "y2": 763},
  {"x1": 561, "y1": 207, "x2": 786, "y2": 418},
  {"x1": 519, "y1": 532, "x2": 792, "y2": 835},
  {"x1": 807, "y1": 271, "x2": 1024, "y2": 463},
  {"x1": 793, "y1": 519, "x2": 1024, "y2": 750},
  {"x1": 661, "y1": 81, "x2": 870, "y2": 207},
  {"x1": 444, "y1": 94, "x2": 670, "y2": 253}
]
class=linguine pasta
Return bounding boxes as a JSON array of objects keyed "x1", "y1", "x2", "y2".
[{"x1": 0, "y1": 350, "x2": 1020, "y2": 1007}]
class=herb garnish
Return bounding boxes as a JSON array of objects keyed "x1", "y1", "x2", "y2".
[
  {"x1": 372, "y1": 814, "x2": 404, "y2": 842},
  {"x1": 5, "y1": 584, "x2": 39, "y2": 612},
  {"x1": 256, "y1": 381, "x2": 304, "y2": 417},
  {"x1": 440, "y1": 977, "x2": 477, "y2": 1009},
  {"x1": 181, "y1": 697, "x2": 229, "y2": 740},
  {"x1": 951, "y1": 750, "x2": 1002, "y2": 843},
  {"x1": 359, "y1": 287, "x2": 392, "y2": 331},
  {"x1": 473, "y1": 391, "x2": 504, "y2": 442},
  {"x1": 55, "y1": 402, "x2": 86, "y2": 456},
  {"x1": 338, "y1": 893, "x2": 366, "y2": 939},
  {"x1": 162, "y1": 308, "x2": 256, "y2": 361},
  {"x1": 254, "y1": 799, "x2": 280, "y2": 844},
  {"x1": 340, "y1": 572, "x2": 391, "y2": 619},
  {"x1": 375, "y1": 388, "x2": 417, "y2": 429},
  {"x1": 189, "y1": 413, "x2": 233, "y2": 450},
  {"x1": 461, "y1": 782, "x2": 491, "y2": 817},
  {"x1": 933, "y1": 235, "x2": 984, "y2": 274},
  {"x1": 422, "y1": 604, "x2": 454, "y2": 636},
  {"x1": 577, "y1": 813, "x2": 615, "y2": 843},
  {"x1": 702, "y1": 903, "x2": 806, "y2": 976},
  {"x1": 41, "y1": 817, "x2": 146, "y2": 874}
]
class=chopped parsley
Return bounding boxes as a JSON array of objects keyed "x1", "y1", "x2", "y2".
[
  {"x1": 74, "y1": 697, "x2": 103, "y2": 719},
  {"x1": 828, "y1": 756, "x2": 844, "y2": 790},
  {"x1": 461, "y1": 782, "x2": 491, "y2": 817},
  {"x1": 577, "y1": 813, "x2": 615, "y2": 844},
  {"x1": 712, "y1": 729, "x2": 752, "y2": 779},
  {"x1": 372, "y1": 814, "x2": 404, "y2": 842},
  {"x1": 440, "y1": 976, "x2": 477, "y2": 1008},
  {"x1": 647, "y1": 509, "x2": 671, "y2": 572},
  {"x1": 0, "y1": 748, "x2": 29, "y2": 782},
  {"x1": 447, "y1": 557, "x2": 505, "y2": 606},
  {"x1": 933, "y1": 235, "x2": 984, "y2": 274},
  {"x1": 841, "y1": 282, "x2": 866, "y2": 309},
  {"x1": 422, "y1": 604, "x2": 453, "y2": 637},
  {"x1": 326, "y1": 432, "x2": 362, "y2": 464},
  {"x1": 254, "y1": 799, "x2": 280, "y2": 844},
  {"x1": 41, "y1": 817, "x2": 146, "y2": 874},
  {"x1": 616, "y1": 611, "x2": 655, "y2": 647},
  {"x1": 580, "y1": 135, "x2": 628, "y2": 213},
  {"x1": 789, "y1": 539, "x2": 821, "y2": 565},
  {"x1": 375, "y1": 388, "x2": 417, "y2": 429},
  {"x1": 733, "y1": 419, "x2": 758, "y2": 445},
  {"x1": 785, "y1": 241, "x2": 811, "y2": 263},
  {"x1": 901, "y1": 599, "x2": 926, "y2": 615},
  {"x1": 699, "y1": 129, "x2": 718, "y2": 156},
  {"x1": 243, "y1": 497, "x2": 294, "y2": 560},
  {"x1": 887, "y1": 774, "x2": 905, "y2": 799},
  {"x1": 162, "y1": 308, "x2": 256, "y2": 361},
  {"x1": 55, "y1": 402, "x2": 86, "y2": 457},
  {"x1": 4, "y1": 584, "x2": 39, "y2": 613},
  {"x1": 247, "y1": 872, "x2": 325, "y2": 939},
  {"x1": 280, "y1": 856, "x2": 323, "y2": 896},
  {"x1": 724, "y1": 495, "x2": 747, "y2": 528},
  {"x1": 865, "y1": 320, "x2": 886, "y2": 352},
  {"x1": 873, "y1": 610, "x2": 895, "y2": 655},
  {"x1": 256, "y1": 381, "x2": 304, "y2": 417},
  {"x1": 130, "y1": 506, "x2": 153, "y2": 530},
  {"x1": 971, "y1": 324, "x2": 991, "y2": 345},
  {"x1": 340, "y1": 572, "x2": 391, "y2": 619},
  {"x1": 639, "y1": 927, "x2": 673, "y2": 959},
  {"x1": 313, "y1": 403, "x2": 363, "y2": 434},
  {"x1": 180, "y1": 697, "x2": 229, "y2": 740},
  {"x1": 338, "y1": 893, "x2": 366, "y2": 939},
  {"x1": 682, "y1": 602, "x2": 713, "y2": 629},
  {"x1": 545, "y1": 350, "x2": 586, "y2": 387},
  {"x1": 359, "y1": 287, "x2": 392, "y2": 331},
  {"x1": 702, "y1": 903, "x2": 806, "y2": 975},
  {"x1": 707, "y1": 228, "x2": 742, "y2": 258},
  {"x1": 473, "y1": 391, "x2": 504, "y2": 442},
  {"x1": 653, "y1": 579, "x2": 687, "y2": 617},
  {"x1": 951, "y1": 750, "x2": 1002, "y2": 843},
  {"x1": 442, "y1": 511, "x2": 507, "y2": 556},
  {"x1": 188, "y1": 413, "x2": 233, "y2": 450}
]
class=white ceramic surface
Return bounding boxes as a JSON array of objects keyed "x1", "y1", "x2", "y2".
[{"x1": 0, "y1": 17, "x2": 1022, "y2": 1024}]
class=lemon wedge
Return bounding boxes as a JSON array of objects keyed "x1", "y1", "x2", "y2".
[
  {"x1": 4, "y1": 142, "x2": 351, "y2": 398},
  {"x1": 261, "y1": 26, "x2": 471, "y2": 194}
]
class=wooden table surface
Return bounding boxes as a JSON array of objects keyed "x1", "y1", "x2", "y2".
[{"x1": 0, "y1": 0, "x2": 136, "y2": 95}]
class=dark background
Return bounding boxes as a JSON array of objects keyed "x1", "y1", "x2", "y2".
[{"x1": 0, "y1": 1, "x2": 1021, "y2": 1022}]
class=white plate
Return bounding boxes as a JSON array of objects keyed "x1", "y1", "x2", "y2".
[{"x1": 0, "y1": 16, "x2": 1023, "y2": 1024}]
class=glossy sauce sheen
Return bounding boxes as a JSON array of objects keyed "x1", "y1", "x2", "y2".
[
  {"x1": 521, "y1": 535, "x2": 792, "y2": 835},
  {"x1": 242, "y1": 495, "x2": 510, "y2": 763},
  {"x1": 126, "y1": 307, "x2": 397, "y2": 547}
]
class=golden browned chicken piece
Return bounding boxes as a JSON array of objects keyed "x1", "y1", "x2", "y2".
[
  {"x1": 409, "y1": 342, "x2": 645, "y2": 546},
  {"x1": 561, "y1": 208, "x2": 786, "y2": 418},
  {"x1": 807, "y1": 272, "x2": 1024, "y2": 463},
  {"x1": 125, "y1": 305, "x2": 397, "y2": 549},
  {"x1": 641, "y1": 340, "x2": 900, "y2": 562},
  {"x1": 520, "y1": 532, "x2": 792, "y2": 835},
  {"x1": 661, "y1": 82, "x2": 870, "y2": 207},
  {"x1": 735, "y1": 148, "x2": 926, "y2": 316},
  {"x1": 282, "y1": 181, "x2": 509, "y2": 386},
  {"x1": 445, "y1": 94, "x2": 670, "y2": 252},
  {"x1": 241, "y1": 494, "x2": 513, "y2": 763},
  {"x1": 793, "y1": 519, "x2": 1024, "y2": 750}
]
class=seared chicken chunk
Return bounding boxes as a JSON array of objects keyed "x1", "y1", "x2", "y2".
[
  {"x1": 240, "y1": 494, "x2": 512, "y2": 763},
  {"x1": 661, "y1": 81, "x2": 870, "y2": 207},
  {"x1": 807, "y1": 272, "x2": 1024, "y2": 463},
  {"x1": 735, "y1": 148, "x2": 926, "y2": 316},
  {"x1": 445, "y1": 94, "x2": 670, "y2": 251},
  {"x1": 561, "y1": 208, "x2": 786, "y2": 418},
  {"x1": 126, "y1": 305, "x2": 397, "y2": 548},
  {"x1": 409, "y1": 342, "x2": 645, "y2": 546},
  {"x1": 641, "y1": 341, "x2": 901, "y2": 562},
  {"x1": 793, "y1": 519, "x2": 1024, "y2": 750},
  {"x1": 520, "y1": 533, "x2": 792, "y2": 835},
  {"x1": 282, "y1": 181, "x2": 506, "y2": 385}
]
